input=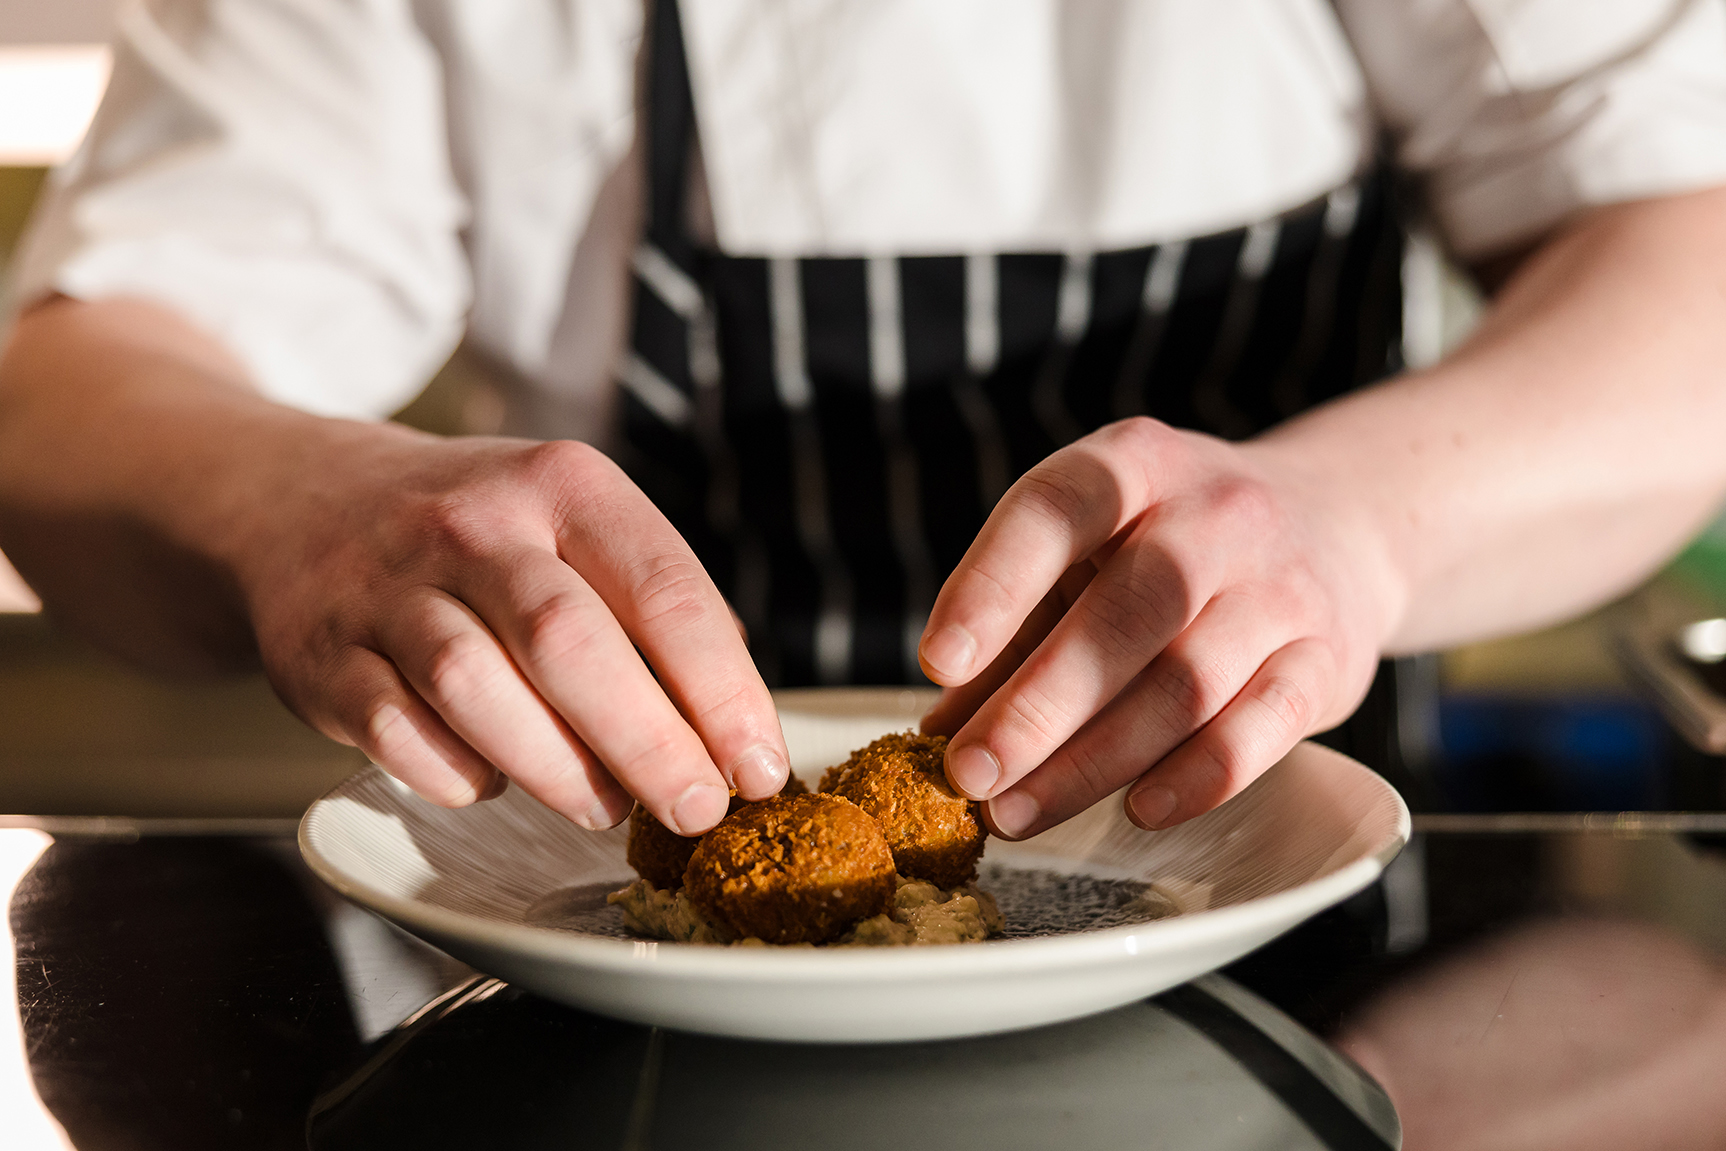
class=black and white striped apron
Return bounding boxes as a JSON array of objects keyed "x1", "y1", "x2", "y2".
[{"x1": 618, "y1": 0, "x2": 1404, "y2": 694}]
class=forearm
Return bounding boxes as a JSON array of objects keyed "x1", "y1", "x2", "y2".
[
  {"x1": 0, "y1": 296, "x2": 392, "y2": 671},
  {"x1": 1249, "y1": 185, "x2": 1726, "y2": 654},
  {"x1": 0, "y1": 296, "x2": 792, "y2": 829}
]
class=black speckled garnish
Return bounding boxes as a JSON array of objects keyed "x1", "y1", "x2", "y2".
[
  {"x1": 525, "y1": 865, "x2": 1176, "y2": 943},
  {"x1": 978, "y1": 862, "x2": 1176, "y2": 938}
]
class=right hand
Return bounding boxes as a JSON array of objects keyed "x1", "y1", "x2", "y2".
[{"x1": 234, "y1": 425, "x2": 789, "y2": 834}]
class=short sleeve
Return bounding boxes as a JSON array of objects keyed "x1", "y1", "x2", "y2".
[
  {"x1": 1335, "y1": 0, "x2": 1726, "y2": 259},
  {"x1": 4, "y1": 0, "x2": 472, "y2": 420}
]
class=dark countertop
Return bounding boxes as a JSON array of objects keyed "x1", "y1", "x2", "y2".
[
  {"x1": 4, "y1": 811, "x2": 1725, "y2": 1150},
  {"x1": 7, "y1": 602, "x2": 1726, "y2": 1148}
]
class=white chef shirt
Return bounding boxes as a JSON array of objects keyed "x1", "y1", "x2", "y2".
[{"x1": 9, "y1": 0, "x2": 1726, "y2": 443}]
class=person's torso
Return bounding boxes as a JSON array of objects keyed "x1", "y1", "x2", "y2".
[
  {"x1": 423, "y1": 0, "x2": 1377, "y2": 430},
  {"x1": 614, "y1": 0, "x2": 1401, "y2": 687}
]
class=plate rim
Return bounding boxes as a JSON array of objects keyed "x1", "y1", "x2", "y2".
[{"x1": 298, "y1": 741, "x2": 1410, "y2": 982}]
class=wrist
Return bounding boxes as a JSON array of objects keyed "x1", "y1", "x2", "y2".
[
  {"x1": 199, "y1": 410, "x2": 428, "y2": 608},
  {"x1": 1237, "y1": 431, "x2": 1413, "y2": 659}
]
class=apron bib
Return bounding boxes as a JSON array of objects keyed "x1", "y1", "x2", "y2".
[{"x1": 620, "y1": 0, "x2": 1404, "y2": 692}]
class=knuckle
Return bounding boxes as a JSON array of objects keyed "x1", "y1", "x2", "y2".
[
  {"x1": 518, "y1": 590, "x2": 608, "y2": 662},
  {"x1": 1152, "y1": 652, "x2": 1229, "y2": 728},
  {"x1": 1210, "y1": 475, "x2": 1278, "y2": 533},
  {"x1": 523, "y1": 438, "x2": 604, "y2": 484},
  {"x1": 1000, "y1": 684, "x2": 1075, "y2": 751},
  {"x1": 1083, "y1": 566, "x2": 1181, "y2": 653},
  {"x1": 1086, "y1": 572, "x2": 1152, "y2": 632},
  {"x1": 392, "y1": 448, "x2": 592, "y2": 571},
  {"x1": 420, "y1": 631, "x2": 503, "y2": 707},
  {"x1": 293, "y1": 648, "x2": 386, "y2": 741},
  {"x1": 1013, "y1": 464, "x2": 1095, "y2": 534},
  {"x1": 522, "y1": 439, "x2": 613, "y2": 512},
  {"x1": 1137, "y1": 540, "x2": 1206, "y2": 618},
  {"x1": 1193, "y1": 735, "x2": 1250, "y2": 796},
  {"x1": 303, "y1": 612, "x2": 362, "y2": 672},
  {"x1": 630, "y1": 553, "x2": 713, "y2": 630},
  {"x1": 1236, "y1": 578, "x2": 1302, "y2": 625},
  {"x1": 1108, "y1": 415, "x2": 1171, "y2": 457},
  {"x1": 1076, "y1": 603, "x2": 1141, "y2": 667},
  {"x1": 1255, "y1": 671, "x2": 1314, "y2": 734},
  {"x1": 1097, "y1": 416, "x2": 1172, "y2": 502},
  {"x1": 259, "y1": 613, "x2": 347, "y2": 693},
  {"x1": 1057, "y1": 742, "x2": 1121, "y2": 801},
  {"x1": 418, "y1": 493, "x2": 499, "y2": 565},
  {"x1": 956, "y1": 561, "x2": 1021, "y2": 627},
  {"x1": 684, "y1": 678, "x2": 757, "y2": 733}
]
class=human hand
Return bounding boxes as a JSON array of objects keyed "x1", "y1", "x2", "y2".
[
  {"x1": 916, "y1": 417, "x2": 1400, "y2": 839},
  {"x1": 234, "y1": 426, "x2": 788, "y2": 834}
]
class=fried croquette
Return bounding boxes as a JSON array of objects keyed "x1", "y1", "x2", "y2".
[
  {"x1": 625, "y1": 773, "x2": 808, "y2": 890},
  {"x1": 682, "y1": 794, "x2": 895, "y2": 945},
  {"x1": 819, "y1": 731, "x2": 987, "y2": 888}
]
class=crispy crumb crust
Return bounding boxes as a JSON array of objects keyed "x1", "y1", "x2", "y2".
[
  {"x1": 819, "y1": 731, "x2": 987, "y2": 888},
  {"x1": 625, "y1": 774, "x2": 808, "y2": 890},
  {"x1": 682, "y1": 794, "x2": 895, "y2": 944}
]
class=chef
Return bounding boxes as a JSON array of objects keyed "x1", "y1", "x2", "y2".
[{"x1": 4, "y1": 0, "x2": 1726, "y2": 843}]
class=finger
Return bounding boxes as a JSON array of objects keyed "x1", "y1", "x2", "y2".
[
  {"x1": 316, "y1": 647, "x2": 504, "y2": 808},
  {"x1": 1123, "y1": 636, "x2": 1337, "y2": 830},
  {"x1": 551, "y1": 446, "x2": 789, "y2": 800},
  {"x1": 918, "y1": 419, "x2": 1169, "y2": 685},
  {"x1": 978, "y1": 589, "x2": 1287, "y2": 838},
  {"x1": 944, "y1": 519, "x2": 1225, "y2": 800},
  {"x1": 920, "y1": 560, "x2": 1095, "y2": 738},
  {"x1": 464, "y1": 544, "x2": 732, "y2": 834},
  {"x1": 377, "y1": 588, "x2": 633, "y2": 830}
]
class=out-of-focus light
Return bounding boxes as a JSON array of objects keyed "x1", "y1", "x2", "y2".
[
  {"x1": 1679, "y1": 618, "x2": 1726, "y2": 664},
  {"x1": 0, "y1": 551, "x2": 40, "y2": 613},
  {"x1": 0, "y1": 829, "x2": 76, "y2": 1150},
  {"x1": 0, "y1": 45, "x2": 112, "y2": 166}
]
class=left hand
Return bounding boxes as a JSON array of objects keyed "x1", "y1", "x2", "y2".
[{"x1": 917, "y1": 416, "x2": 1403, "y2": 839}]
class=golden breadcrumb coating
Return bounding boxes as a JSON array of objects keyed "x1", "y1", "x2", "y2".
[
  {"x1": 682, "y1": 793, "x2": 895, "y2": 944},
  {"x1": 819, "y1": 731, "x2": 987, "y2": 888},
  {"x1": 625, "y1": 773, "x2": 808, "y2": 890}
]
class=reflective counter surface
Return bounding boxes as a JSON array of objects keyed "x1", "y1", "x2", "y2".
[{"x1": 4, "y1": 813, "x2": 1725, "y2": 1150}]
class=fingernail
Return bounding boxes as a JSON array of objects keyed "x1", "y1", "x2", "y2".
[
  {"x1": 729, "y1": 745, "x2": 788, "y2": 798},
  {"x1": 988, "y1": 790, "x2": 1041, "y2": 840},
  {"x1": 669, "y1": 782, "x2": 729, "y2": 835},
  {"x1": 921, "y1": 625, "x2": 977, "y2": 681},
  {"x1": 479, "y1": 773, "x2": 510, "y2": 802},
  {"x1": 578, "y1": 798, "x2": 618, "y2": 830},
  {"x1": 440, "y1": 771, "x2": 485, "y2": 808},
  {"x1": 1128, "y1": 785, "x2": 1179, "y2": 829},
  {"x1": 947, "y1": 743, "x2": 1002, "y2": 799}
]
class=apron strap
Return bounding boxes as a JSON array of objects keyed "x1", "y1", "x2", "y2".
[{"x1": 645, "y1": 0, "x2": 698, "y2": 271}]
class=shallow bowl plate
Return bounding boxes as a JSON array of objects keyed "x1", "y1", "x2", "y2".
[{"x1": 299, "y1": 687, "x2": 1408, "y2": 1042}]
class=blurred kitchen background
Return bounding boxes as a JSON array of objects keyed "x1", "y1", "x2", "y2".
[{"x1": 4, "y1": 0, "x2": 1726, "y2": 822}]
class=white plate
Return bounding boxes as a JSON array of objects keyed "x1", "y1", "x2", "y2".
[{"x1": 299, "y1": 687, "x2": 1409, "y2": 1043}]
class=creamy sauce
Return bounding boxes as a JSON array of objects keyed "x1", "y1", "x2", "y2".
[
  {"x1": 840, "y1": 877, "x2": 1004, "y2": 946},
  {"x1": 607, "y1": 879, "x2": 736, "y2": 944},
  {"x1": 607, "y1": 875, "x2": 1005, "y2": 947}
]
